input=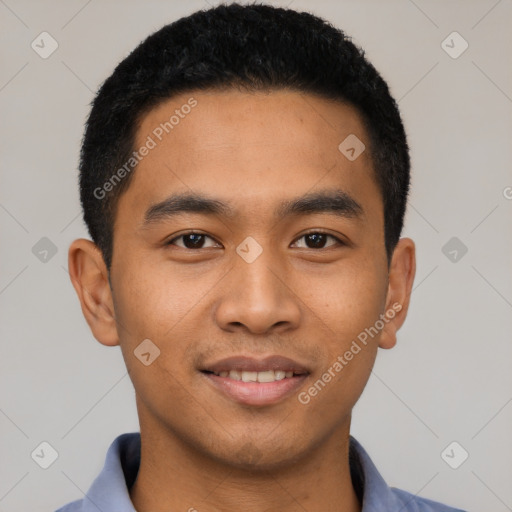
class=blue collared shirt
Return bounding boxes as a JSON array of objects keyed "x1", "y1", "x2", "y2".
[{"x1": 55, "y1": 432, "x2": 465, "y2": 511}]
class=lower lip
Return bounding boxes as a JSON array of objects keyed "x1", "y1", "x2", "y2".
[{"x1": 202, "y1": 372, "x2": 308, "y2": 406}]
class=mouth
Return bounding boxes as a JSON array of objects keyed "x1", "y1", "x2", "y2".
[
  {"x1": 200, "y1": 355, "x2": 310, "y2": 406},
  {"x1": 202, "y1": 368, "x2": 305, "y2": 382}
]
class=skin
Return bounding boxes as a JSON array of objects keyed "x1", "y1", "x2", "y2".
[{"x1": 68, "y1": 89, "x2": 415, "y2": 512}]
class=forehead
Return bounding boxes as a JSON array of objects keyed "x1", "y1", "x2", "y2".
[
  {"x1": 116, "y1": 89, "x2": 381, "y2": 224},
  {"x1": 136, "y1": 89, "x2": 369, "y2": 162}
]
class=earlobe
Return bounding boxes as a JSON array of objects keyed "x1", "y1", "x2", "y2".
[
  {"x1": 68, "y1": 239, "x2": 119, "y2": 346},
  {"x1": 379, "y1": 237, "x2": 416, "y2": 350}
]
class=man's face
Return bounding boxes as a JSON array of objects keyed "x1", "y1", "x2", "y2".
[{"x1": 109, "y1": 89, "x2": 392, "y2": 467}]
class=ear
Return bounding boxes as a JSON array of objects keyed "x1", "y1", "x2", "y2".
[
  {"x1": 379, "y1": 237, "x2": 416, "y2": 349},
  {"x1": 68, "y1": 238, "x2": 119, "y2": 346}
]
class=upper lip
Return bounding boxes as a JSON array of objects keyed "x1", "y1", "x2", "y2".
[{"x1": 201, "y1": 355, "x2": 310, "y2": 374}]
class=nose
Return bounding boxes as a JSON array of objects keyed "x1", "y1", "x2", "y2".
[{"x1": 214, "y1": 246, "x2": 301, "y2": 335}]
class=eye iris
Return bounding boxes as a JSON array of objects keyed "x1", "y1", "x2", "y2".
[
  {"x1": 306, "y1": 233, "x2": 327, "y2": 249},
  {"x1": 178, "y1": 233, "x2": 331, "y2": 249},
  {"x1": 183, "y1": 234, "x2": 204, "y2": 248}
]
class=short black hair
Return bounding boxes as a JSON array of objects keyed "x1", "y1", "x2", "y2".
[{"x1": 79, "y1": 2, "x2": 410, "y2": 271}]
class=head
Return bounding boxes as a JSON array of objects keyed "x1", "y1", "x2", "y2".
[
  {"x1": 80, "y1": 3, "x2": 410, "y2": 271},
  {"x1": 69, "y1": 3, "x2": 415, "y2": 469}
]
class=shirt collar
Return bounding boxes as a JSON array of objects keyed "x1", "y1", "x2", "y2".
[{"x1": 78, "y1": 432, "x2": 441, "y2": 511}]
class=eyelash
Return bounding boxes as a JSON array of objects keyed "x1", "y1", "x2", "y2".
[{"x1": 166, "y1": 230, "x2": 345, "y2": 250}]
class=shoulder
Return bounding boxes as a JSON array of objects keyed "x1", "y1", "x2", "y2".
[
  {"x1": 53, "y1": 432, "x2": 140, "y2": 512},
  {"x1": 54, "y1": 499, "x2": 83, "y2": 512},
  {"x1": 390, "y1": 487, "x2": 467, "y2": 512},
  {"x1": 348, "y1": 436, "x2": 466, "y2": 512}
]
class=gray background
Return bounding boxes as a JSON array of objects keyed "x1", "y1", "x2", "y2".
[{"x1": 1, "y1": 1, "x2": 511, "y2": 511}]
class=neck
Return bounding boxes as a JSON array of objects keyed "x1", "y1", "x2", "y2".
[{"x1": 130, "y1": 408, "x2": 361, "y2": 512}]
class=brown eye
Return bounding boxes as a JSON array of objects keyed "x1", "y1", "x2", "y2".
[
  {"x1": 292, "y1": 232, "x2": 342, "y2": 249},
  {"x1": 167, "y1": 233, "x2": 219, "y2": 249}
]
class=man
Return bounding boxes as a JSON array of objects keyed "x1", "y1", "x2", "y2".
[{"x1": 57, "y1": 3, "x2": 465, "y2": 511}]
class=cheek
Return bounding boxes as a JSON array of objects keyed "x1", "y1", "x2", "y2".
[
  {"x1": 299, "y1": 346, "x2": 376, "y2": 434},
  {"x1": 298, "y1": 258, "x2": 386, "y2": 396},
  {"x1": 112, "y1": 258, "x2": 205, "y2": 341},
  {"x1": 297, "y1": 268, "x2": 383, "y2": 420},
  {"x1": 302, "y1": 257, "x2": 387, "y2": 342},
  {"x1": 111, "y1": 266, "x2": 199, "y2": 417},
  {"x1": 110, "y1": 258, "x2": 222, "y2": 386}
]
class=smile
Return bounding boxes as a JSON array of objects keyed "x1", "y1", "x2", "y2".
[
  {"x1": 201, "y1": 371, "x2": 309, "y2": 406},
  {"x1": 206, "y1": 369, "x2": 299, "y2": 382},
  {"x1": 200, "y1": 354, "x2": 310, "y2": 406}
]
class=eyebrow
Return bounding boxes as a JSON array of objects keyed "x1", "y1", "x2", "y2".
[{"x1": 142, "y1": 189, "x2": 364, "y2": 227}]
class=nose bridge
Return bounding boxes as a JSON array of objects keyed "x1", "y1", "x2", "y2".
[
  {"x1": 214, "y1": 237, "x2": 301, "y2": 333},
  {"x1": 236, "y1": 244, "x2": 281, "y2": 300}
]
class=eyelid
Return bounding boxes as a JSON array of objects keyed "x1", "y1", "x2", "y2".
[
  {"x1": 166, "y1": 229, "x2": 346, "y2": 249},
  {"x1": 290, "y1": 229, "x2": 345, "y2": 248},
  {"x1": 166, "y1": 230, "x2": 220, "y2": 248}
]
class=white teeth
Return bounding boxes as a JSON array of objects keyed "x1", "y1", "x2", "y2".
[
  {"x1": 212, "y1": 369, "x2": 299, "y2": 382},
  {"x1": 257, "y1": 370, "x2": 275, "y2": 383},
  {"x1": 241, "y1": 371, "x2": 258, "y2": 382},
  {"x1": 229, "y1": 370, "x2": 241, "y2": 381}
]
